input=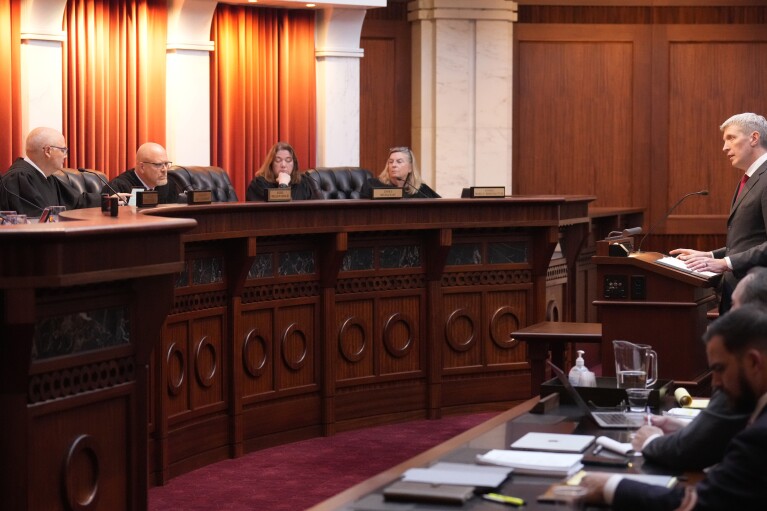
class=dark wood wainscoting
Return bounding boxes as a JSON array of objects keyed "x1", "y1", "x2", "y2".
[{"x1": 515, "y1": 1, "x2": 767, "y2": 248}]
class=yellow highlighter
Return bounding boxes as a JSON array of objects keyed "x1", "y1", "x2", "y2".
[{"x1": 481, "y1": 492, "x2": 526, "y2": 506}]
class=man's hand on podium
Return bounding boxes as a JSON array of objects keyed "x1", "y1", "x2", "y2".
[{"x1": 669, "y1": 248, "x2": 728, "y2": 274}]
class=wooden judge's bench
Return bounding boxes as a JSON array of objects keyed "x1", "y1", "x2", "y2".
[{"x1": 4, "y1": 196, "x2": 660, "y2": 509}]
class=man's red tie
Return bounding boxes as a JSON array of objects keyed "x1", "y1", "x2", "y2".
[{"x1": 737, "y1": 174, "x2": 749, "y2": 199}]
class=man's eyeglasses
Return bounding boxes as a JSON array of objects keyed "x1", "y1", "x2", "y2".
[
  {"x1": 142, "y1": 161, "x2": 173, "y2": 169},
  {"x1": 48, "y1": 145, "x2": 68, "y2": 156}
]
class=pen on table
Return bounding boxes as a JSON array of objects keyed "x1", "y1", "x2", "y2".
[
  {"x1": 481, "y1": 492, "x2": 526, "y2": 507},
  {"x1": 592, "y1": 444, "x2": 604, "y2": 455}
]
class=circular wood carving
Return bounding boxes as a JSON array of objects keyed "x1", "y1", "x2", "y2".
[
  {"x1": 166, "y1": 342, "x2": 185, "y2": 396},
  {"x1": 242, "y1": 328, "x2": 269, "y2": 378},
  {"x1": 62, "y1": 434, "x2": 100, "y2": 511},
  {"x1": 338, "y1": 317, "x2": 366, "y2": 362},
  {"x1": 489, "y1": 306, "x2": 520, "y2": 349},
  {"x1": 445, "y1": 308, "x2": 476, "y2": 352},
  {"x1": 194, "y1": 336, "x2": 218, "y2": 388},
  {"x1": 383, "y1": 313, "x2": 413, "y2": 358},
  {"x1": 281, "y1": 323, "x2": 307, "y2": 371}
]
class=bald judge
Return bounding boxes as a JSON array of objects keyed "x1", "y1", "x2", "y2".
[
  {"x1": 0, "y1": 127, "x2": 101, "y2": 216},
  {"x1": 104, "y1": 142, "x2": 182, "y2": 204}
]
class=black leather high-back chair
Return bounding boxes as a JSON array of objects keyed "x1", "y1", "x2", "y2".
[
  {"x1": 305, "y1": 167, "x2": 373, "y2": 199},
  {"x1": 54, "y1": 168, "x2": 108, "y2": 194},
  {"x1": 167, "y1": 165, "x2": 239, "y2": 202}
]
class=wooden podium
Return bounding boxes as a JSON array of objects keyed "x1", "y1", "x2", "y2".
[{"x1": 593, "y1": 239, "x2": 718, "y2": 384}]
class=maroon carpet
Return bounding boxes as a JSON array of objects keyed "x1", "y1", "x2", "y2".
[{"x1": 149, "y1": 411, "x2": 498, "y2": 510}]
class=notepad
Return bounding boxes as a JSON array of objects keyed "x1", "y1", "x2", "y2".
[
  {"x1": 511, "y1": 432, "x2": 595, "y2": 453},
  {"x1": 383, "y1": 481, "x2": 475, "y2": 505},
  {"x1": 401, "y1": 462, "x2": 512, "y2": 487},
  {"x1": 477, "y1": 449, "x2": 584, "y2": 477}
]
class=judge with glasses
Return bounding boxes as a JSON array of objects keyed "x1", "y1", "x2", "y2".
[
  {"x1": 105, "y1": 142, "x2": 182, "y2": 204},
  {"x1": 0, "y1": 127, "x2": 101, "y2": 216}
]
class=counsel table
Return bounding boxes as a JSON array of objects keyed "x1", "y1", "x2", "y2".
[{"x1": 308, "y1": 396, "x2": 685, "y2": 510}]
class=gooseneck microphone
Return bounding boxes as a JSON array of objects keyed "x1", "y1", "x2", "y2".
[
  {"x1": 302, "y1": 169, "x2": 324, "y2": 198},
  {"x1": 396, "y1": 176, "x2": 429, "y2": 198},
  {"x1": 637, "y1": 190, "x2": 709, "y2": 253},
  {"x1": 78, "y1": 167, "x2": 128, "y2": 205}
]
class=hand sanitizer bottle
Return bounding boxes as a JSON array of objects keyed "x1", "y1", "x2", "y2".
[{"x1": 568, "y1": 350, "x2": 596, "y2": 386}]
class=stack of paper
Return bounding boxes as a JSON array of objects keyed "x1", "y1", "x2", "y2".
[
  {"x1": 401, "y1": 462, "x2": 512, "y2": 487},
  {"x1": 477, "y1": 449, "x2": 584, "y2": 477}
]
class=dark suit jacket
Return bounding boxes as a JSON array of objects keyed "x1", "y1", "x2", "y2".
[
  {"x1": 642, "y1": 390, "x2": 750, "y2": 470},
  {"x1": 105, "y1": 169, "x2": 182, "y2": 204},
  {"x1": 712, "y1": 160, "x2": 767, "y2": 311},
  {"x1": 0, "y1": 158, "x2": 99, "y2": 216},
  {"x1": 613, "y1": 405, "x2": 767, "y2": 510}
]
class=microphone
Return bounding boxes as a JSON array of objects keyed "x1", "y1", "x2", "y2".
[
  {"x1": 637, "y1": 190, "x2": 709, "y2": 253},
  {"x1": 395, "y1": 176, "x2": 429, "y2": 198},
  {"x1": 1, "y1": 175, "x2": 45, "y2": 213},
  {"x1": 302, "y1": 169, "x2": 323, "y2": 198},
  {"x1": 78, "y1": 167, "x2": 128, "y2": 205}
]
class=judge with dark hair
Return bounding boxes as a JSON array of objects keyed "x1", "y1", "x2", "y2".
[{"x1": 246, "y1": 142, "x2": 318, "y2": 201}]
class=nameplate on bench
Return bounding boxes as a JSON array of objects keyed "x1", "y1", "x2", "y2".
[
  {"x1": 371, "y1": 187, "x2": 403, "y2": 200},
  {"x1": 136, "y1": 190, "x2": 159, "y2": 207},
  {"x1": 462, "y1": 186, "x2": 505, "y2": 198},
  {"x1": 267, "y1": 188, "x2": 292, "y2": 202},
  {"x1": 186, "y1": 190, "x2": 212, "y2": 205}
]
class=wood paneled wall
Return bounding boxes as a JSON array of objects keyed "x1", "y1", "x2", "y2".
[
  {"x1": 515, "y1": 2, "x2": 767, "y2": 252},
  {"x1": 360, "y1": 1, "x2": 411, "y2": 175}
]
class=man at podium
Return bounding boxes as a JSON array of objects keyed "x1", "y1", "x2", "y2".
[{"x1": 671, "y1": 113, "x2": 767, "y2": 313}]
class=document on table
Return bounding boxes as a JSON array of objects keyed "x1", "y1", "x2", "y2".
[
  {"x1": 656, "y1": 256, "x2": 717, "y2": 278},
  {"x1": 477, "y1": 449, "x2": 584, "y2": 477},
  {"x1": 401, "y1": 462, "x2": 512, "y2": 487}
]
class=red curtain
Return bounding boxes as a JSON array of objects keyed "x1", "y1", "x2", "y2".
[
  {"x1": 64, "y1": 0, "x2": 167, "y2": 178},
  {"x1": 0, "y1": 0, "x2": 21, "y2": 171},
  {"x1": 211, "y1": 5, "x2": 316, "y2": 198}
]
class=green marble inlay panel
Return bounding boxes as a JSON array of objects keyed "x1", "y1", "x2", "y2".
[
  {"x1": 446, "y1": 243, "x2": 482, "y2": 265},
  {"x1": 380, "y1": 245, "x2": 420, "y2": 268},
  {"x1": 279, "y1": 251, "x2": 315, "y2": 275},
  {"x1": 33, "y1": 307, "x2": 129, "y2": 360},
  {"x1": 488, "y1": 241, "x2": 527, "y2": 264},
  {"x1": 192, "y1": 257, "x2": 224, "y2": 285},
  {"x1": 249, "y1": 253, "x2": 274, "y2": 279},
  {"x1": 342, "y1": 247, "x2": 374, "y2": 271}
]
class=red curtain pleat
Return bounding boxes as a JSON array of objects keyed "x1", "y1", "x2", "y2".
[
  {"x1": 278, "y1": 10, "x2": 316, "y2": 170},
  {"x1": 211, "y1": 5, "x2": 316, "y2": 198},
  {"x1": 64, "y1": 0, "x2": 166, "y2": 178},
  {"x1": 0, "y1": 0, "x2": 21, "y2": 170}
]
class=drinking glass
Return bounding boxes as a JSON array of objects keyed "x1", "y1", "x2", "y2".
[{"x1": 626, "y1": 388, "x2": 651, "y2": 412}]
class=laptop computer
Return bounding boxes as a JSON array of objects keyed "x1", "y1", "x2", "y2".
[{"x1": 547, "y1": 360, "x2": 645, "y2": 429}]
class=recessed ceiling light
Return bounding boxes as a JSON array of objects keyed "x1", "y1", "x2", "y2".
[{"x1": 306, "y1": 3, "x2": 316, "y2": 6}]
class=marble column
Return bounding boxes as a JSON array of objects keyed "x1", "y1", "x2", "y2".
[
  {"x1": 409, "y1": 0, "x2": 517, "y2": 198},
  {"x1": 166, "y1": 0, "x2": 217, "y2": 165},
  {"x1": 19, "y1": 0, "x2": 67, "y2": 139},
  {"x1": 315, "y1": 8, "x2": 367, "y2": 167}
]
